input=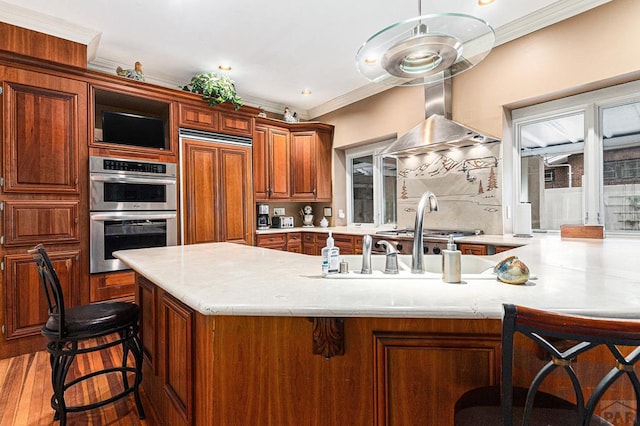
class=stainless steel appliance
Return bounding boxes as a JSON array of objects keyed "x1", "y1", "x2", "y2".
[
  {"x1": 257, "y1": 204, "x2": 270, "y2": 230},
  {"x1": 373, "y1": 229, "x2": 481, "y2": 255},
  {"x1": 90, "y1": 156, "x2": 178, "y2": 273},
  {"x1": 89, "y1": 156, "x2": 176, "y2": 211},
  {"x1": 271, "y1": 216, "x2": 294, "y2": 229}
]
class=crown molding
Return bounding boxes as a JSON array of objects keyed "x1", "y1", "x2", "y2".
[
  {"x1": 87, "y1": 57, "x2": 186, "y2": 89},
  {"x1": 307, "y1": 83, "x2": 391, "y2": 119},
  {"x1": 0, "y1": 0, "x2": 101, "y2": 59},
  {"x1": 494, "y1": 0, "x2": 611, "y2": 46}
]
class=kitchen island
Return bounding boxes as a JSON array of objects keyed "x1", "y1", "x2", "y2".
[{"x1": 115, "y1": 235, "x2": 640, "y2": 425}]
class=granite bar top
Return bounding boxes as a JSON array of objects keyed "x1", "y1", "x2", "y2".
[{"x1": 114, "y1": 235, "x2": 640, "y2": 319}]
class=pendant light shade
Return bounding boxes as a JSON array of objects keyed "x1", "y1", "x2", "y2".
[{"x1": 356, "y1": 12, "x2": 495, "y2": 86}]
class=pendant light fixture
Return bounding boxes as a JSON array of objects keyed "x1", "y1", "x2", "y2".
[{"x1": 355, "y1": 1, "x2": 495, "y2": 86}]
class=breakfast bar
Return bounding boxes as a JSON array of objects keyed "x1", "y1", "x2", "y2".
[{"x1": 115, "y1": 235, "x2": 640, "y2": 425}]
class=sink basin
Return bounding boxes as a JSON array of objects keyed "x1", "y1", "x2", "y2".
[{"x1": 328, "y1": 254, "x2": 496, "y2": 280}]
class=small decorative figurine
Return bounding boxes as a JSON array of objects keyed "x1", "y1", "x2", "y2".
[
  {"x1": 258, "y1": 106, "x2": 267, "y2": 118},
  {"x1": 494, "y1": 255, "x2": 530, "y2": 285},
  {"x1": 116, "y1": 61, "x2": 145, "y2": 81},
  {"x1": 284, "y1": 107, "x2": 299, "y2": 123}
]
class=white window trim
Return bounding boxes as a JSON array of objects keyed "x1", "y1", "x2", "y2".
[
  {"x1": 508, "y1": 80, "x2": 640, "y2": 234},
  {"x1": 345, "y1": 139, "x2": 396, "y2": 226}
]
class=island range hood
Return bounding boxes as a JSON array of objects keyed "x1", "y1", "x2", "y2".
[{"x1": 379, "y1": 77, "x2": 499, "y2": 157}]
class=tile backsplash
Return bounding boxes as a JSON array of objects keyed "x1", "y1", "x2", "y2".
[{"x1": 396, "y1": 143, "x2": 503, "y2": 235}]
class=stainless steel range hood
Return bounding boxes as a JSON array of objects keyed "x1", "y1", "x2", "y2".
[{"x1": 380, "y1": 77, "x2": 499, "y2": 157}]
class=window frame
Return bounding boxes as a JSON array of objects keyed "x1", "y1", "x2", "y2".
[
  {"x1": 509, "y1": 80, "x2": 640, "y2": 234},
  {"x1": 345, "y1": 139, "x2": 397, "y2": 226}
]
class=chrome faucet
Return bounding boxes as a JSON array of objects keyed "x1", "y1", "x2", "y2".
[
  {"x1": 361, "y1": 234, "x2": 372, "y2": 274},
  {"x1": 411, "y1": 191, "x2": 439, "y2": 273},
  {"x1": 376, "y1": 240, "x2": 399, "y2": 274}
]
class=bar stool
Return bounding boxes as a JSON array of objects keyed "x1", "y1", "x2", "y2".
[
  {"x1": 29, "y1": 244, "x2": 145, "y2": 425},
  {"x1": 454, "y1": 304, "x2": 640, "y2": 426}
]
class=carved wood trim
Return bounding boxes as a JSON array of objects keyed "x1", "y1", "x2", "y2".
[{"x1": 310, "y1": 317, "x2": 345, "y2": 359}]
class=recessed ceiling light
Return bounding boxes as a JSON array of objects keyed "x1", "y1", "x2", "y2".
[
  {"x1": 218, "y1": 64, "x2": 232, "y2": 71},
  {"x1": 301, "y1": 89, "x2": 312, "y2": 95},
  {"x1": 477, "y1": 0, "x2": 495, "y2": 6}
]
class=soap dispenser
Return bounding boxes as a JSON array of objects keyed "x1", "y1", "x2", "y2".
[
  {"x1": 442, "y1": 235, "x2": 461, "y2": 283},
  {"x1": 321, "y1": 231, "x2": 340, "y2": 276}
]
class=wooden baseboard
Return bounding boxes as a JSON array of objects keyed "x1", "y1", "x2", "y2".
[{"x1": 560, "y1": 225, "x2": 604, "y2": 239}]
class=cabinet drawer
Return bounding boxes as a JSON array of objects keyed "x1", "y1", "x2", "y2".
[
  {"x1": 287, "y1": 232, "x2": 302, "y2": 243},
  {"x1": 302, "y1": 233, "x2": 316, "y2": 243},
  {"x1": 3, "y1": 201, "x2": 80, "y2": 246},
  {"x1": 459, "y1": 243, "x2": 487, "y2": 255},
  {"x1": 219, "y1": 111, "x2": 253, "y2": 137},
  {"x1": 179, "y1": 104, "x2": 218, "y2": 130},
  {"x1": 90, "y1": 270, "x2": 136, "y2": 302},
  {"x1": 257, "y1": 233, "x2": 287, "y2": 247}
]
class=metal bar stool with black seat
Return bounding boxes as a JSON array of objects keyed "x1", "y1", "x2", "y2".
[
  {"x1": 29, "y1": 244, "x2": 145, "y2": 425},
  {"x1": 454, "y1": 304, "x2": 640, "y2": 426}
]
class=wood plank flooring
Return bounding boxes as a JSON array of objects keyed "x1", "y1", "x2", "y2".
[{"x1": 0, "y1": 336, "x2": 158, "y2": 425}]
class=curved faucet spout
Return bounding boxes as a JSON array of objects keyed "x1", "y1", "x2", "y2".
[{"x1": 411, "y1": 191, "x2": 439, "y2": 273}]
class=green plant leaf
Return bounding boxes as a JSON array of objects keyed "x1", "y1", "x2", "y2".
[{"x1": 183, "y1": 72, "x2": 243, "y2": 110}]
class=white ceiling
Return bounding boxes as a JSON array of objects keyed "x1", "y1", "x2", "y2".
[{"x1": 0, "y1": 0, "x2": 609, "y2": 119}]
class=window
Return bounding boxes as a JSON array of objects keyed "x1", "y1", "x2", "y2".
[
  {"x1": 346, "y1": 140, "x2": 397, "y2": 225},
  {"x1": 510, "y1": 80, "x2": 640, "y2": 234}
]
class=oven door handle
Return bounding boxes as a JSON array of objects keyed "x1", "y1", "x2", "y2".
[
  {"x1": 90, "y1": 212, "x2": 177, "y2": 221},
  {"x1": 90, "y1": 175, "x2": 177, "y2": 185}
]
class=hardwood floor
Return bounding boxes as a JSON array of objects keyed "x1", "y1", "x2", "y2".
[{"x1": 0, "y1": 336, "x2": 158, "y2": 425}]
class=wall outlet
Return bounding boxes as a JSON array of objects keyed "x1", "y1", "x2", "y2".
[{"x1": 273, "y1": 207, "x2": 285, "y2": 216}]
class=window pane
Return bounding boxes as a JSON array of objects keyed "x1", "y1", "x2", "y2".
[
  {"x1": 602, "y1": 101, "x2": 640, "y2": 231},
  {"x1": 519, "y1": 113, "x2": 585, "y2": 231},
  {"x1": 382, "y1": 157, "x2": 397, "y2": 224},
  {"x1": 351, "y1": 155, "x2": 374, "y2": 223}
]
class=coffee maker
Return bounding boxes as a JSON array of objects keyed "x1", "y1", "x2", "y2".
[{"x1": 257, "y1": 204, "x2": 270, "y2": 230}]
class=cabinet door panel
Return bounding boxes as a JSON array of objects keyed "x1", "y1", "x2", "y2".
[
  {"x1": 219, "y1": 146, "x2": 252, "y2": 244},
  {"x1": 373, "y1": 332, "x2": 500, "y2": 425},
  {"x1": 269, "y1": 128, "x2": 291, "y2": 199},
  {"x1": 219, "y1": 111, "x2": 252, "y2": 137},
  {"x1": 178, "y1": 104, "x2": 218, "y2": 131},
  {"x1": 253, "y1": 126, "x2": 269, "y2": 201},
  {"x1": 4, "y1": 201, "x2": 79, "y2": 246},
  {"x1": 4, "y1": 250, "x2": 79, "y2": 339},
  {"x1": 290, "y1": 132, "x2": 317, "y2": 199},
  {"x1": 182, "y1": 139, "x2": 219, "y2": 244},
  {"x1": 4, "y1": 82, "x2": 81, "y2": 193},
  {"x1": 162, "y1": 293, "x2": 193, "y2": 425}
]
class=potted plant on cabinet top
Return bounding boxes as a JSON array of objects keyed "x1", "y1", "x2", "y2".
[{"x1": 182, "y1": 72, "x2": 243, "y2": 110}]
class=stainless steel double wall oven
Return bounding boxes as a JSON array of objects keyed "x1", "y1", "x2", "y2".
[{"x1": 89, "y1": 156, "x2": 177, "y2": 273}]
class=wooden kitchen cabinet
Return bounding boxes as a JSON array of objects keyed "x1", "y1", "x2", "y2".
[
  {"x1": 218, "y1": 109, "x2": 253, "y2": 137},
  {"x1": 133, "y1": 276, "x2": 504, "y2": 426},
  {"x1": 290, "y1": 126, "x2": 333, "y2": 202},
  {"x1": 178, "y1": 103, "x2": 218, "y2": 131},
  {"x1": 256, "y1": 233, "x2": 287, "y2": 251},
  {"x1": 135, "y1": 276, "x2": 195, "y2": 426},
  {"x1": 89, "y1": 270, "x2": 136, "y2": 303},
  {"x1": 182, "y1": 138, "x2": 253, "y2": 245},
  {"x1": 253, "y1": 121, "x2": 290, "y2": 201},
  {"x1": 0, "y1": 66, "x2": 89, "y2": 359},
  {"x1": 286, "y1": 232, "x2": 302, "y2": 253},
  {"x1": 302, "y1": 232, "x2": 318, "y2": 255},
  {"x1": 459, "y1": 243, "x2": 488, "y2": 255}
]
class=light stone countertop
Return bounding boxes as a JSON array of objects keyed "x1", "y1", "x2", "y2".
[{"x1": 114, "y1": 234, "x2": 640, "y2": 320}]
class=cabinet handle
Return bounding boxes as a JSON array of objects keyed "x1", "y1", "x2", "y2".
[{"x1": 312, "y1": 188, "x2": 316, "y2": 196}]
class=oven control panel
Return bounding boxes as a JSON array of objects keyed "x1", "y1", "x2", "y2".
[{"x1": 90, "y1": 156, "x2": 176, "y2": 177}]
